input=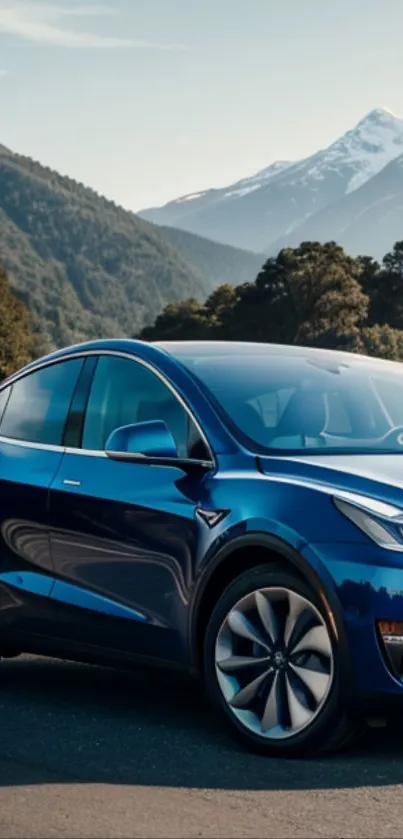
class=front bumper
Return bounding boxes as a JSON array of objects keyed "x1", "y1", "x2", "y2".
[{"x1": 302, "y1": 541, "x2": 403, "y2": 702}]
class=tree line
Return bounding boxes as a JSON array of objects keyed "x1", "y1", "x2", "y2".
[
  {"x1": 139, "y1": 240, "x2": 403, "y2": 361},
  {"x1": 1, "y1": 238, "x2": 403, "y2": 381}
]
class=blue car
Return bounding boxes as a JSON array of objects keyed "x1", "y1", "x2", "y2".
[{"x1": 2, "y1": 339, "x2": 403, "y2": 756}]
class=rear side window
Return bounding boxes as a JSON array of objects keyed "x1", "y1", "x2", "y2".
[{"x1": 0, "y1": 359, "x2": 83, "y2": 446}]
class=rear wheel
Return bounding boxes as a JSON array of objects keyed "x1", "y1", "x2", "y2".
[{"x1": 203, "y1": 565, "x2": 357, "y2": 757}]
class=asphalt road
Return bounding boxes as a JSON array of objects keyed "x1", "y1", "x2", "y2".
[{"x1": 0, "y1": 657, "x2": 402, "y2": 838}]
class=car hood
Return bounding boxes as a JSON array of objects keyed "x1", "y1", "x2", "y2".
[{"x1": 258, "y1": 453, "x2": 403, "y2": 509}]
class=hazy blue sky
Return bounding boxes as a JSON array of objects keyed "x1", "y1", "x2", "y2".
[{"x1": 1, "y1": 0, "x2": 402, "y2": 210}]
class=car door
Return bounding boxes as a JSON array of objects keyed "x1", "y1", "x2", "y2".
[
  {"x1": 0, "y1": 357, "x2": 85, "y2": 641},
  {"x1": 48, "y1": 352, "x2": 212, "y2": 664}
]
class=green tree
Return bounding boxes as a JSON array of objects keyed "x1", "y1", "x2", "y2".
[
  {"x1": 361, "y1": 242, "x2": 403, "y2": 330},
  {"x1": 138, "y1": 298, "x2": 209, "y2": 341},
  {"x1": 221, "y1": 258, "x2": 291, "y2": 342},
  {"x1": 0, "y1": 265, "x2": 40, "y2": 379},
  {"x1": 138, "y1": 285, "x2": 242, "y2": 341},
  {"x1": 279, "y1": 242, "x2": 368, "y2": 349},
  {"x1": 380, "y1": 241, "x2": 403, "y2": 329},
  {"x1": 360, "y1": 324, "x2": 403, "y2": 361},
  {"x1": 221, "y1": 242, "x2": 368, "y2": 350},
  {"x1": 204, "y1": 284, "x2": 241, "y2": 335},
  {"x1": 384, "y1": 240, "x2": 403, "y2": 275},
  {"x1": 355, "y1": 255, "x2": 381, "y2": 325}
]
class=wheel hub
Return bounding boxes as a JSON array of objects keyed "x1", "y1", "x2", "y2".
[{"x1": 273, "y1": 650, "x2": 286, "y2": 669}]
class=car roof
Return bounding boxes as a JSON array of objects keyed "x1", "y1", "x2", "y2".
[
  {"x1": 156, "y1": 340, "x2": 331, "y2": 356},
  {"x1": 155, "y1": 340, "x2": 387, "y2": 366},
  {"x1": 10, "y1": 338, "x2": 397, "y2": 384}
]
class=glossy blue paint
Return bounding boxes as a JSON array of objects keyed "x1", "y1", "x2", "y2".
[
  {"x1": 50, "y1": 579, "x2": 147, "y2": 622},
  {"x1": 0, "y1": 440, "x2": 64, "y2": 635},
  {"x1": 0, "y1": 570, "x2": 146, "y2": 622},
  {"x1": 48, "y1": 450, "x2": 198, "y2": 659},
  {"x1": 301, "y1": 541, "x2": 403, "y2": 696},
  {"x1": 4, "y1": 339, "x2": 403, "y2": 714},
  {"x1": 0, "y1": 570, "x2": 54, "y2": 598}
]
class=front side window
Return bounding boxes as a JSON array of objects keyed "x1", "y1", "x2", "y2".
[
  {"x1": 0, "y1": 358, "x2": 84, "y2": 446},
  {"x1": 82, "y1": 355, "x2": 206, "y2": 458}
]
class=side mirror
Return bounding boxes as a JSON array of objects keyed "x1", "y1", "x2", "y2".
[
  {"x1": 105, "y1": 420, "x2": 214, "y2": 473},
  {"x1": 105, "y1": 420, "x2": 179, "y2": 461}
]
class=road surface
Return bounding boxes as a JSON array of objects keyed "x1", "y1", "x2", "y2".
[{"x1": 0, "y1": 655, "x2": 402, "y2": 838}]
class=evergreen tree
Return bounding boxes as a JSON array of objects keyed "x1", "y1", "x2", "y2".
[{"x1": 384, "y1": 240, "x2": 403, "y2": 276}]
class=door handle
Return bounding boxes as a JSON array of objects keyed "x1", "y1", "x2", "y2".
[{"x1": 63, "y1": 479, "x2": 82, "y2": 487}]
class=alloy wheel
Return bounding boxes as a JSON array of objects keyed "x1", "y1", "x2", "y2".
[{"x1": 215, "y1": 586, "x2": 334, "y2": 740}]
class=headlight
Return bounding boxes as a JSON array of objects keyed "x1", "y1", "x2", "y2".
[{"x1": 333, "y1": 491, "x2": 403, "y2": 551}]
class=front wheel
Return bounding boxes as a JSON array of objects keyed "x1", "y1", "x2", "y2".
[{"x1": 203, "y1": 565, "x2": 357, "y2": 757}]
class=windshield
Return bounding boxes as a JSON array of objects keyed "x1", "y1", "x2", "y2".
[{"x1": 167, "y1": 344, "x2": 403, "y2": 455}]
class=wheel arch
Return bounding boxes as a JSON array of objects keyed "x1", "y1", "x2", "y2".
[{"x1": 190, "y1": 533, "x2": 353, "y2": 697}]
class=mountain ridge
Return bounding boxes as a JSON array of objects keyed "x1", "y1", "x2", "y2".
[
  {"x1": 270, "y1": 151, "x2": 403, "y2": 258},
  {"x1": 139, "y1": 107, "x2": 403, "y2": 256}
]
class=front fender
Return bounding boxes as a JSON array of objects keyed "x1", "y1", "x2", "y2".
[{"x1": 190, "y1": 526, "x2": 354, "y2": 697}]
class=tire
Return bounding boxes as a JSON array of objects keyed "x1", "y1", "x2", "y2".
[{"x1": 203, "y1": 564, "x2": 358, "y2": 758}]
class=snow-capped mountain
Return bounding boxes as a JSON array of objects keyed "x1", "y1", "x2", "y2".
[
  {"x1": 140, "y1": 159, "x2": 293, "y2": 232},
  {"x1": 271, "y1": 151, "x2": 403, "y2": 260},
  {"x1": 139, "y1": 107, "x2": 403, "y2": 255},
  {"x1": 317, "y1": 107, "x2": 403, "y2": 194}
]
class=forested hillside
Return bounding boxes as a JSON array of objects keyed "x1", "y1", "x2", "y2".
[
  {"x1": 0, "y1": 146, "x2": 264, "y2": 350},
  {"x1": 0, "y1": 147, "x2": 206, "y2": 349}
]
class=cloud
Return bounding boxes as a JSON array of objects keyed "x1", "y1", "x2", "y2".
[
  {"x1": 0, "y1": 2, "x2": 186, "y2": 49},
  {"x1": 55, "y1": 5, "x2": 118, "y2": 17},
  {"x1": 0, "y1": 69, "x2": 8, "y2": 78}
]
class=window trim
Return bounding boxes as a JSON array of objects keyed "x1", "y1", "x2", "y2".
[{"x1": 0, "y1": 350, "x2": 215, "y2": 468}]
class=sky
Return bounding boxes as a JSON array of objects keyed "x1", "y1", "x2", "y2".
[{"x1": 1, "y1": 0, "x2": 402, "y2": 211}]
